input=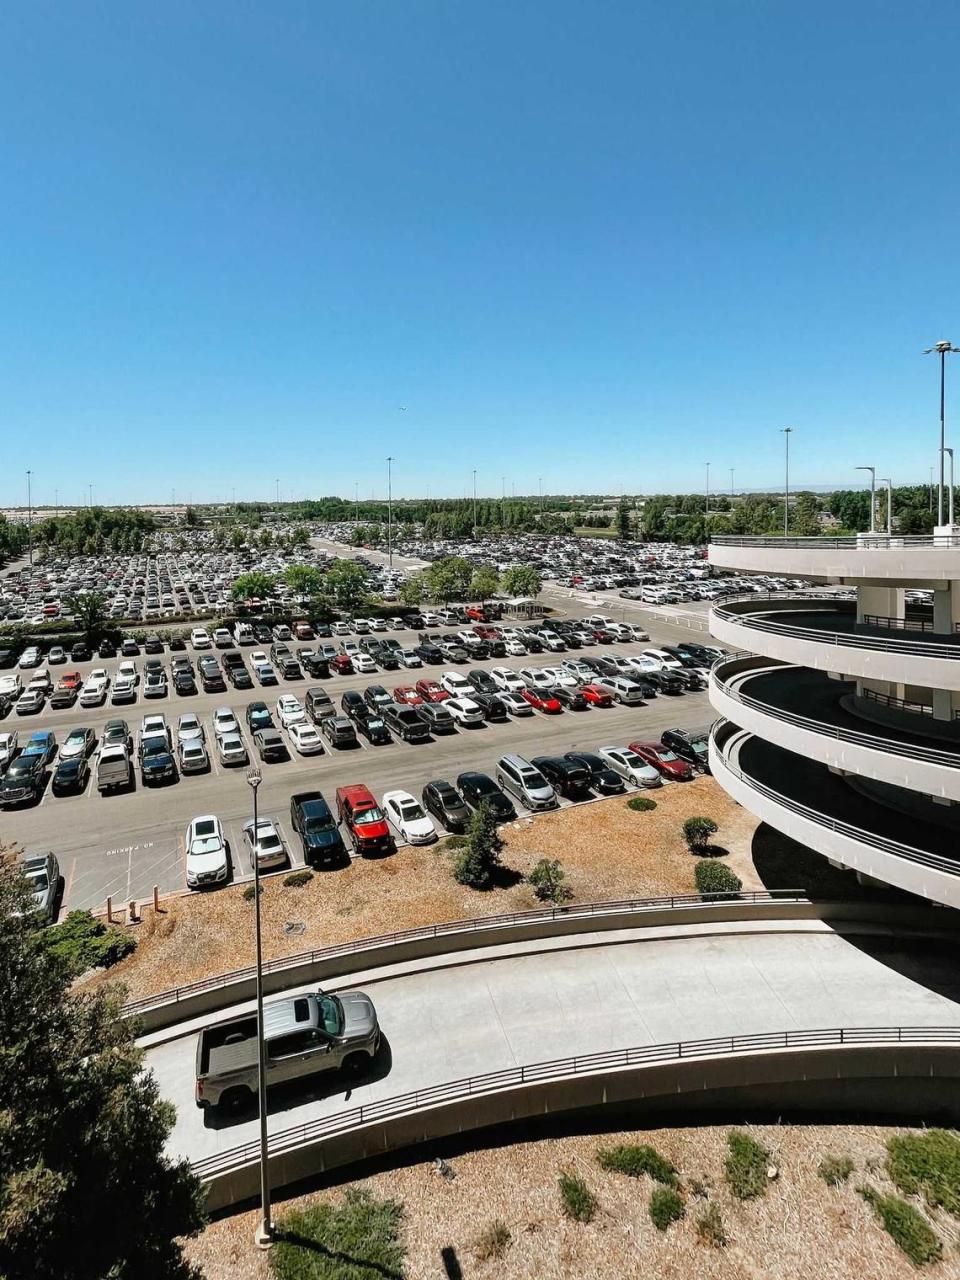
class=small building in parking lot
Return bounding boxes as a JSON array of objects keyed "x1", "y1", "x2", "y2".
[{"x1": 504, "y1": 596, "x2": 546, "y2": 619}]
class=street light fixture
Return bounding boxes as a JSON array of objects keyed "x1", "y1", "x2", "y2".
[
  {"x1": 26, "y1": 470, "x2": 33, "y2": 567},
  {"x1": 386, "y1": 457, "x2": 394, "y2": 569},
  {"x1": 878, "y1": 477, "x2": 893, "y2": 536},
  {"x1": 705, "y1": 462, "x2": 710, "y2": 518},
  {"x1": 472, "y1": 469, "x2": 478, "y2": 536},
  {"x1": 923, "y1": 341, "x2": 960, "y2": 526},
  {"x1": 855, "y1": 466, "x2": 876, "y2": 534},
  {"x1": 780, "y1": 429, "x2": 793, "y2": 536},
  {"x1": 246, "y1": 765, "x2": 272, "y2": 1248}
]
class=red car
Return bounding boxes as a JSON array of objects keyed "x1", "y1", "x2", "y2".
[
  {"x1": 520, "y1": 686, "x2": 563, "y2": 714},
  {"x1": 332, "y1": 653, "x2": 354, "y2": 675},
  {"x1": 628, "y1": 741, "x2": 694, "y2": 781},
  {"x1": 580, "y1": 682, "x2": 613, "y2": 707},
  {"x1": 60, "y1": 670, "x2": 83, "y2": 690},
  {"x1": 393, "y1": 685, "x2": 423, "y2": 705},
  {"x1": 592, "y1": 628, "x2": 614, "y2": 644},
  {"x1": 335, "y1": 784, "x2": 394, "y2": 856},
  {"x1": 415, "y1": 679, "x2": 450, "y2": 703}
]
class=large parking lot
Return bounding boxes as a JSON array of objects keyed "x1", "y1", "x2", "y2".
[{"x1": 0, "y1": 602, "x2": 717, "y2": 914}]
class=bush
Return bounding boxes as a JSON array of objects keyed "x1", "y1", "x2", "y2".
[
  {"x1": 558, "y1": 1173, "x2": 597, "y2": 1223},
  {"x1": 683, "y1": 816, "x2": 719, "y2": 852},
  {"x1": 819, "y1": 1154, "x2": 855, "y2": 1187},
  {"x1": 695, "y1": 1201, "x2": 728, "y2": 1248},
  {"x1": 443, "y1": 835, "x2": 469, "y2": 849},
  {"x1": 649, "y1": 1186, "x2": 685, "y2": 1232},
  {"x1": 886, "y1": 1129, "x2": 960, "y2": 1216},
  {"x1": 283, "y1": 869, "x2": 314, "y2": 888},
  {"x1": 273, "y1": 1188, "x2": 406, "y2": 1279},
  {"x1": 472, "y1": 1220, "x2": 511, "y2": 1262},
  {"x1": 724, "y1": 1130, "x2": 770, "y2": 1201},
  {"x1": 528, "y1": 858, "x2": 572, "y2": 903},
  {"x1": 38, "y1": 910, "x2": 136, "y2": 977},
  {"x1": 694, "y1": 860, "x2": 742, "y2": 899},
  {"x1": 452, "y1": 801, "x2": 504, "y2": 889},
  {"x1": 627, "y1": 795, "x2": 657, "y2": 812},
  {"x1": 242, "y1": 883, "x2": 261, "y2": 902},
  {"x1": 597, "y1": 1143, "x2": 678, "y2": 1186},
  {"x1": 858, "y1": 1186, "x2": 942, "y2": 1267}
]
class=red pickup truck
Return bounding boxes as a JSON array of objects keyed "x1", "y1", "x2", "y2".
[
  {"x1": 335, "y1": 784, "x2": 395, "y2": 857},
  {"x1": 465, "y1": 604, "x2": 487, "y2": 622}
]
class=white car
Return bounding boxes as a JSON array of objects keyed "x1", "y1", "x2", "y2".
[
  {"x1": 504, "y1": 638, "x2": 526, "y2": 657},
  {"x1": 140, "y1": 713, "x2": 168, "y2": 739},
  {"x1": 79, "y1": 670, "x2": 109, "y2": 706},
  {"x1": 539, "y1": 631, "x2": 566, "y2": 652},
  {"x1": 15, "y1": 688, "x2": 45, "y2": 715},
  {"x1": 111, "y1": 677, "x2": 137, "y2": 704},
  {"x1": 540, "y1": 666, "x2": 578, "y2": 689},
  {"x1": 216, "y1": 732, "x2": 248, "y2": 766},
  {"x1": 625, "y1": 624, "x2": 650, "y2": 642},
  {"x1": 212, "y1": 707, "x2": 239, "y2": 737},
  {"x1": 519, "y1": 667, "x2": 554, "y2": 691},
  {"x1": 499, "y1": 626, "x2": 520, "y2": 640},
  {"x1": 0, "y1": 731, "x2": 19, "y2": 768},
  {"x1": 399, "y1": 649, "x2": 422, "y2": 668},
  {"x1": 276, "y1": 695, "x2": 306, "y2": 727},
  {"x1": 383, "y1": 790, "x2": 438, "y2": 845},
  {"x1": 354, "y1": 653, "x2": 377, "y2": 674},
  {"x1": 562, "y1": 660, "x2": 593, "y2": 682},
  {"x1": 178, "y1": 739, "x2": 209, "y2": 773},
  {"x1": 331, "y1": 621, "x2": 351, "y2": 635},
  {"x1": 643, "y1": 648, "x2": 684, "y2": 670},
  {"x1": 191, "y1": 627, "x2": 212, "y2": 649},
  {"x1": 624, "y1": 655, "x2": 663, "y2": 680},
  {"x1": 288, "y1": 721, "x2": 324, "y2": 754},
  {"x1": 177, "y1": 713, "x2": 205, "y2": 744},
  {"x1": 440, "y1": 671, "x2": 471, "y2": 697},
  {"x1": 444, "y1": 695, "x2": 485, "y2": 726},
  {"x1": 243, "y1": 818, "x2": 288, "y2": 870},
  {"x1": 17, "y1": 647, "x2": 42, "y2": 669},
  {"x1": 598, "y1": 746, "x2": 662, "y2": 789},
  {"x1": 117, "y1": 660, "x2": 139, "y2": 684},
  {"x1": 342, "y1": 641, "x2": 361, "y2": 657},
  {"x1": 490, "y1": 667, "x2": 525, "y2": 693},
  {"x1": 27, "y1": 669, "x2": 52, "y2": 693},
  {"x1": 185, "y1": 815, "x2": 228, "y2": 888},
  {"x1": 251, "y1": 650, "x2": 269, "y2": 670},
  {"x1": 499, "y1": 690, "x2": 534, "y2": 716}
]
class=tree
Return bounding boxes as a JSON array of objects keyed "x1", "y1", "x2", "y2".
[
  {"x1": 183, "y1": 506, "x2": 201, "y2": 529},
  {"x1": 230, "y1": 570, "x2": 277, "y2": 601},
  {"x1": 291, "y1": 524, "x2": 311, "y2": 547},
  {"x1": 398, "y1": 574, "x2": 425, "y2": 607},
  {"x1": 62, "y1": 591, "x2": 108, "y2": 645},
  {"x1": 423, "y1": 556, "x2": 472, "y2": 603},
  {"x1": 682, "y1": 816, "x2": 719, "y2": 852},
  {"x1": 616, "y1": 498, "x2": 632, "y2": 541},
  {"x1": 469, "y1": 565, "x2": 500, "y2": 602},
  {"x1": 283, "y1": 565, "x2": 325, "y2": 597},
  {"x1": 452, "y1": 801, "x2": 504, "y2": 888},
  {"x1": 0, "y1": 861, "x2": 205, "y2": 1279},
  {"x1": 323, "y1": 559, "x2": 369, "y2": 612},
  {"x1": 499, "y1": 565, "x2": 542, "y2": 599},
  {"x1": 792, "y1": 491, "x2": 821, "y2": 537},
  {"x1": 228, "y1": 526, "x2": 247, "y2": 551},
  {"x1": 527, "y1": 858, "x2": 572, "y2": 903}
]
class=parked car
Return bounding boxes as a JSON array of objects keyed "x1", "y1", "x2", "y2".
[
  {"x1": 531, "y1": 754, "x2": 591, "y2": 798},
  {"x1": 661, "y1": 727, "x2": 711, "y2": 773},
  {"x1": 245, "y1": 702, "x2": 273, "y2": 733},
  {"x1": 564, "y1": 750, "x2": 626, "y2": 794},
  {"x1": 628, "y1": 741, "x2": 695, "y2": 781},
  {"x1": 290, "y1": 791, "x2": 346, "y2": 864},
  {"x1": 520, "y1": 686, "x2": 562, "y2": 714},
  {"x1": 18, "y1": 851, "x2": 60, "y2": 922},
  {"x1": 383, "y1": 790, "x2": 438, "y2": 844},
  {"x1": 60, "y1": 726, "x2": 95, "y2": 760},
  {"x1": 598, "y1": 746, "x2": 662, "y2": 789},
  {"x1": 495, "y1": 754, "x2": 557, "y2": 811},
  {"x1": 422, "y1": 779, "x2": 471, "y2": 832},
  {"x1": 254, "y1": 728, "x2": 286, "y2": 761},
  {"x1": 336, "y1": 784, "x2": 395, "y2": 856},
  {"x1": 456, "y1": 771, "x2": 516, "y2": 822},
  {"x1": 243, "y1": 818, "x2": 288, "y2": 871},
  {"x1": 216, "y1": 732, "x2": 248, "y2": 767},
  {"x1": 444, "y1": 695, "x2": 485, "y2": 726},
  {"x1": 0, "y1": 753, "x2": 46, "y2": 806},
  {"x1": 185, "y1": 815, "x2": 229, "y2": 889},
  {"x1": 416, "y1": 678, "x2": 449, "y2": 703},
  {"x1": 416, "y1": 702, "x2": 456, "y2": 734},
  {"x1": 499, "y1": 690, "x2": 534, "y2": 716},
  {"x1": 178, "y1": 738, "x2": 209, "y2": 774},
  {"x1": 288, "y1": 721, "x2": 325, "y2": 754},
  {"x1": 320, "y1": 714, "x2": 357, "y2": 748}
]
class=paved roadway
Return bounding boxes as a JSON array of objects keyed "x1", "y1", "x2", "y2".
[
  {"x1": 147, "y1": 920, "x2": 960, "y2": 1166},
  {"x1": 1, "y1": 604, "x2": 716, "y2": 913}
]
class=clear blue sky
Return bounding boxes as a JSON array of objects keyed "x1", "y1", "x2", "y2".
[{"x1": 2, "y1": 1, "x2": 958, "y2": 506}]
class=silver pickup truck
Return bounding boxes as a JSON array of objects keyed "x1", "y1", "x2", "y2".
[{"x1": 195, "y1": 988, "x2": 380, "y2": 1113}]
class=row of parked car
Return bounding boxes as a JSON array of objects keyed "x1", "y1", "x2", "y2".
[{"x1": 183, "y1": 727, "x2": 711, "y2": 887}]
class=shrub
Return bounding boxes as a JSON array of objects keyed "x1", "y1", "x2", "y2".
[
  {"x1": 242, "y1": 883, "x2": 261, "y2": 902},
  {"x1": 283, "y1": 869, "x2": 314, "y2": 888},
  {"x1": 444, "y1": 835, "x2": 469, "y2": 850},
  {"x1": 38, "y1": 910, "x2": 136, "y2": 977},
  {"x1": 649, "y1": 1186, "x2": 685, "y2": 1232},
  {"x1": 858, "y1": 1186, "x2": 942, "y2": 1267},
  {"x1": 724, "y1": 1130, "x2": 770, "y2": 1201},
  {"x1": 886, "y1": 1129, "x2": 960, "y2": 1216},
  {"x1": 819, "y1": 1154, "x2": 855, "y2": 1187},
  {"x1": 695, "y1": 1201, "x2": 728, "y2": 1248},
  {"x1": 472, "y1": 1220, "x2": 511, "y2": 1262},
  {"x1": 452, "y1": 801, "x2": 504, "y2": 889},
  {"x1": 627, "y1": 795, "x2": 657, "y2": 812},
  {"x1": 694, "y1": 860, "x2": 742, "y2": 899},
  {"x1": 273, "y1": 1187, "x2": 406, "y2": 1279},
  {"x1": 683, "y1": 816, "x2": 719, "y2": 852},
  {"x1": 597, "y1": 1144, "x2": 678, "y2": 1186},
  {"x1": 558, "y1": 1173, "x2": 597, "y2": 1223},
  {"x1": 527, "y1": 858, "x2": 572, "y2": 903}
]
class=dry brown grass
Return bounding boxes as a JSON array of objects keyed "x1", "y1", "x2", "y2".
[
  {"x1": 80, "y1": 779, "x2": 756, "y2": 1003},
  {"x1": 186, "y1": 1122, "x2": 960, "y2": 1280}
]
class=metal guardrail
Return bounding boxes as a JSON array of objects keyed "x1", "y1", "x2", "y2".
[
  {"x1": 861, "y1": 688, "x2": 934, "y2": 718},
  {"x1": 712, "y1": 658, "x2": 960, "y2": 767},
  {"x1": 123, "y1": 890, "x2": 809, "y2": 1018},
  {"x1": 711, "y1": 724, "x2": 960, "y2": 876},
  {"x1": 191, "y1": 1024, "x2": 960, "y2": 1181},
  {"x1": 712, "y1": 535, "x2": 960, "y2": 549},
  {"x1": 711, "y1": 594, "x2": 960, "y2": 659}
]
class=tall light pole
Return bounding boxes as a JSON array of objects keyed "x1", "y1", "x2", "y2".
[
  {"x1": 729, "y1": 467, "x2": 735, "y2": 499},
  {"x1": 354, "y1": 481, "x2": 359, "y2": 528},
  {"x1": 501, "y1": 475, "x2": 506, "y2": 529},
  {"x1": 924, "y1": 341, "x2": 960, "y2": 526},
  {"x1": 855, "y1": 466, "x2": 876, "y2": 534},
  {"x1": 246, "y1": 765, "x2": 272, "y2": 1248},
  {"x1": 705, "y1": 462, "x2": 710, "y2": 517},
  {"x1": 878, "y1": 477, "x2": 893, "y2": 536},
  {"x1": 945, "y1": 450, "x2": 955, "y2": 527},
  {"x1": 386, "y1": 456, "x2": 394, "y2": 569},
  {"x1": 538, "y1": 477, "x2": 543, "y2": 517},
  {"x1": 780, "y1": 428, "x2": 793, "y2": 535},
  {"x1": 472, "y1": 469, "x2": 478, "y2": 536},
  {"x1": 54, "y1": 488, "x2": 58, "y2": 520},
  {"x1": 26, "y1": 470, "x2": 33, "y2": 567}
]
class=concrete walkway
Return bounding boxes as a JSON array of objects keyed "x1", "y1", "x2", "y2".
[{"x1": 148, "y1": 919, "x2": 960, "y2": 1167}]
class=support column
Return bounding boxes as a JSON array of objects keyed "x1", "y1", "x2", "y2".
[{"x1": 933, "y1": 586, "x2": 955, "y2": 720}]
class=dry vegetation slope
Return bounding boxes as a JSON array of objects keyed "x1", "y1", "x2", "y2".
[{"x1": 83, "y1": 778, "x2": 756, "y2": 1003}]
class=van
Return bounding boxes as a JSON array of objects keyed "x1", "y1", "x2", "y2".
[
  {"x1": 583, "y1": 614, "x2": 616, "y2": 630},
  {"x1": 595, "y1": 675, "x2": 646, "y2": 706},
  {"x1": 495, "y1": 754, "x2": 557, "y2": 811},
  {"x1": 233, "y1": 622, "x2": 255, "y2": 645}
]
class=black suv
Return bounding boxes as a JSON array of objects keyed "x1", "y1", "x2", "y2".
[
  {"x1": 340, "y1": 690, "x2": 367, "y2": 725},
  {"x1": 363, "y1": 684, "x2": 393, "y2": 713},
  {"x1": 290, "y1": 791, "x2": 346, "y2": 864},
  {"x1": 299, "y1": 650, "x2": 331, "y2": 679},
  {"x1": 564, "y1": 751, "x2": 625, "y2": 795},
  {"x1": 467, "y1": 669, "x2": 498, "y2": 695},
  {"x1": 422, "y1": 779, "x2": 471, "y2": 832},
  {"x1": 531, "y1": 755, "x2": 591, "y2": 799},
  {"x1": 661, "y1": 728, "x2": 710, "y2": 773},
  {"x1": 469, "y1": 691, "x2": 508, "y2": 722},
  {"x1": 456, "y1": 771, "x2": 515, "y2": 822},
  {"x1": 0, "y1": 754, "x2": 46, "y2": 807}
]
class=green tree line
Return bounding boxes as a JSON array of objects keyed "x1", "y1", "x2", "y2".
[{"x1": 31, "y1": 508, "x2": 157, "y2": 557}]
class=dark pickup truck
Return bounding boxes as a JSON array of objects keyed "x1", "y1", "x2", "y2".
[{"x1": 290, "y1": 791, "x2": 346, "y2": 863}]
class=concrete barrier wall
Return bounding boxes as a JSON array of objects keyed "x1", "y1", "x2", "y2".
[
  {"x1": 131, "y1": 899, "x2": 955, "y2": 1036},
  {"x1": 709, "y1": 542, "x2": 960, "y2": 583},
  {"x1": 202, "y1": 1043, "x2": 960, "y2": 1212}
]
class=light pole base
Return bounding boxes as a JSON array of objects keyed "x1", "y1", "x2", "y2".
[{"x1": 255, "y1": 1220, "x2": 274, "y2": 1250}]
